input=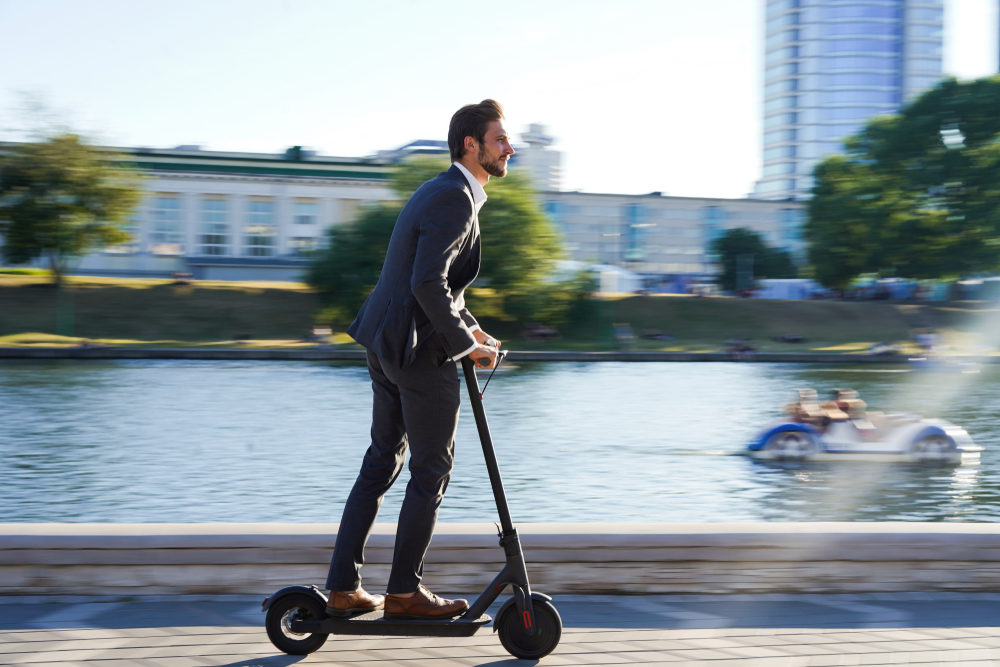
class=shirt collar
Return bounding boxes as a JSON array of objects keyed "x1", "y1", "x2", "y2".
[{"x1": 453, "y1": 162, "x2": 487, "y2": 211}]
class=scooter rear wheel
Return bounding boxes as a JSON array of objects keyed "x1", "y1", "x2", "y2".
[
  {"x1": 265, "y1": 592, "x2": 329, "y2": 655},
  {"x1": 496, "y1": 599, "x2": 562, "y2": 659}
]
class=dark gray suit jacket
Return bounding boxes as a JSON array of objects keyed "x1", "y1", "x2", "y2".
[{"x1": 347, "y1": 165, "x2": 481, "y2": 367}]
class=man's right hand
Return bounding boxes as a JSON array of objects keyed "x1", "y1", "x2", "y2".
[{"x1": 469, "y1": 343, "x2": 498, "y2": 369}]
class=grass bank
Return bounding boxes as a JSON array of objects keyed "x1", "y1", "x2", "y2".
[{"x1": 1, "y1": 274, "x2": 997, "y2": 354}]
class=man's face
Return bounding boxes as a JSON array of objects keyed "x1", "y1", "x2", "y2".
[{"x1": 476, "y1": 120, "x2": 515, "y2": 178}]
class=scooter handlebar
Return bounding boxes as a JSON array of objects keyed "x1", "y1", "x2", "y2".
[{"x1": 474, "y1": 348, "x2": 507, "y2": 368}]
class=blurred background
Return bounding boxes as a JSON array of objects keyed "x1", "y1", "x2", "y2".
[{"x1": 5, "y1": 1, "x2": 1000, "y2": 526}]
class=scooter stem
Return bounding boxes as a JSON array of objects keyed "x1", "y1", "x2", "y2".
[{"x1": 460, "y1": 355, "x2": 515, "y2": 534}]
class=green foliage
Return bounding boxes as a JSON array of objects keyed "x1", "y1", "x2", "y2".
[
  {"x1": 308, "y1": 155, "x2": 579, "y2": 328},
  {"x1": 710, "y1": 227, "x2": 797, "y2": 292},
  {"x1": 478, "y1": 169, "x2": 563, "y2": 295},
  {"x1": 305, "y1": 202, "x2": 399, "y2": 325},
  {"x1": 0, "y1": 134, "x2": 143, "y2": 285},
  {"x1": 806, "y1": 75, "x2": 1000, "y2": 289}
]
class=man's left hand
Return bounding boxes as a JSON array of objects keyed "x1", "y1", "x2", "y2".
[{"x1": 473, "y1": 329, "x2": 501, "y2": 349}]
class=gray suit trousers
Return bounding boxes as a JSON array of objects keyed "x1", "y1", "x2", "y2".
[{"x1": 326, "y1": 342, "x2": 461, "y2": 593}]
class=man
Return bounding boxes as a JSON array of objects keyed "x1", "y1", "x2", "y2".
[{"x1": 325, "y1": 100, "x2": 513, "y2": 619}]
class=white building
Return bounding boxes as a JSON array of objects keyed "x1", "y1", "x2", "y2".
[
  {"x1": 542, "y1": 190, "x2": 805, "y2": 290},
  {"x1": 80, "y1": 145, "x2": 395, "y2": 281},
  {"x1": 2, "y1": 134, "x2": 805, "y2": 286}
]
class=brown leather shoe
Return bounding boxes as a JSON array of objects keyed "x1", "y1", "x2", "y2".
[
  {"x1": 326, "y1": 587, "x2": 385, "y2": 617},
  {"x1": 384, "y1": 585, "x2": 468, "y2": 619}
]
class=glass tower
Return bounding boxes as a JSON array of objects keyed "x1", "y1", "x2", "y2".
[{"x1": 755, "y1": 0, "x2": 944, "y2": 200}]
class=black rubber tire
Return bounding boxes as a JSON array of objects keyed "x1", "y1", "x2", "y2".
[
  {"x1": 265, "y1": 592, "x2": 329, "y2": 655},
  {"x1": 497, "y1": 599, "x2": 562, "y2": 660}
]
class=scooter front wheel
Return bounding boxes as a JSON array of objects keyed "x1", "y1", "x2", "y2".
[
  {"x1": 496, "y1": 598, "x2": 562, "y2": 659},
  {"x1": 265, "y1": 592, "x2": 329, "y2": 655}
]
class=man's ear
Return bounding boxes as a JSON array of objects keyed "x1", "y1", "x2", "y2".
[{"x1": 464, "y1": 136, "x2": 477, "y2": 154}]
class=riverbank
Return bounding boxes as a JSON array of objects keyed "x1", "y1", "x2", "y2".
[
  {"x1": 5, "y1": 522, "x2": 1000, "y2": 596},
  {"x1": 2, "y1": 273, "x2": 997, "y2": 355},
  {"x1": 1, "y1": 345, "x2": 996, "y2": 363}
]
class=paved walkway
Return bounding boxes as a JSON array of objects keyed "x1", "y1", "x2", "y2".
[{"x1": 3, "y1": 593, "x2": 1000, "y2": 666}]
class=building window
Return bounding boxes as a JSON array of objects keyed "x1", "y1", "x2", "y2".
[
  {"x1": 200, "y1": 196, "x2": 229, "y2": 256},
  {"x1": 818, "y1": 106, "x2": 880, "y2": 122},
  {"x1": 909, "y1": 7, "x2": 942, "y2": 22},
  {"x1": 756, "y1": 179, "x2": 795, "y2": 195},
  {"x1": 766, "y1": 45, "x2": 800, "y2": 63},
  {"x1": 244, "y1": 198, "x2": 276, "y2": 257},
  {"x1": 823, "y1": 72, "x2": 901, "y2": 88},
  {"x1": 817, "y1": 123, "x2": 860, "y2": 139},
  {"x1": 767, "y1": 0, "x2": 800, "y2": 12},
  {"x1": 823, "y1": 5, "x2": 900, "y2": 20},
  {"x1": 764, "y1": 95, "x2": 797, "y2": 113},
  {"x1": 294, "y1": 199, "x2": 318, "y2": 225},
  {"x1": 765, "y1": 78, "x2": 799, "y2": 97},
  {"x1": 827, "y1": 54, "x2": 896, "y2": 71},
  {"x1": 766, "y1": 29, "x2": 800, "y2": 50},
  {"x1": 290, "y1": 236, "x2": 319, "y2": 256},
  {"x1": 819, "y1": 89, "x2": 898, "y2": 105},
  {"x1": 764, "y1": 145, "x2": 796, "y2": 161},
  {"x1": 822, "y1": 39, "x2": 899, "y2": 55},
  {"x1": 908, "y1": 57, "x2": 942, "y2": 73},
  {"x1": 908, "y1": 23, "x2": 942, "y2": 38},
  {"x1": 909, "y1": 40, "x2": 941, "y2": 56},
  {"x1": 766, "y1": 12, "x2": 799, "y2": 35},
  {"x1": 766, "y1": 62, "x2": 799, "y2": 78},
  {"x1": 701, "y1": 206, "x2": 727, "y2": 248},
  {"x1": 149, "y1": 194, "x2": 183, "y2": 255},
  {"x1": 763, "y1": 162, "x2": 796, "y2": 177},
  {"x1": 764, "y1": 128, "x2": 798, "y2": 144},
  {"x1": 623, "y1": 203, "x2": 646, "y2": 262},
  {"x1": 825, "y1": 22, "x2": 902, "y2": 37},
  {"x1": 545, "y1": 200, "x2": 569, "y2": 233},
  {"x1": 764, "y1": 112, "x2": 798, "y2": 129},
  {"x1": 780, "y1": 208, "x2": 804, "y2": 244}
]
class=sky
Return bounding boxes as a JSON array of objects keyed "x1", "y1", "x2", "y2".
[{"x1": 0, "y1": 0, "x2": 997, "y2": 199}]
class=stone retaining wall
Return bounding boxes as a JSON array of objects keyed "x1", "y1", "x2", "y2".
[{"x1": 4, "y1": 522, "x2": 1000, "y2": 596}]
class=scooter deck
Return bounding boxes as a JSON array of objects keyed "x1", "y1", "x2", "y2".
[{"x1": 292, "y1": 610, "x2": 493, "y2": 637}]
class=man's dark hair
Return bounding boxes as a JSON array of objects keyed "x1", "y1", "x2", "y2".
[{"x1": 448, "y1": 99, "x2": 504, "y2": 162}]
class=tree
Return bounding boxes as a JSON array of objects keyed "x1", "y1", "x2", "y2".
[
  {"x1": 306, "y1": 202, "x2": 399, "y2": 323},
  {"x1": 0, "y1": 134, "x2": 143, "y2": 285},
  {"x1": 710, "y1": 227, "x2": 797, "y2": 293},
  {"x1": 806, "y1": 76, "x2": 1000, "y2": 289},
  {"x1": 308, "y1": 156, "x2": 571, "y2": 327}
]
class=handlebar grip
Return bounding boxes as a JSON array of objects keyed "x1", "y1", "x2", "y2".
[{"x1": 474, "y1": 349, "x2": 506, "y2": 368}]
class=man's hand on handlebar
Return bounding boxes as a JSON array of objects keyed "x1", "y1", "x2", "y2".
[
  {"x1": 473, "y1": 329, "x2": 501, "y2": 350},
  {"x1": 469, "y1": 343, "x2": 498, "y2": 369}
]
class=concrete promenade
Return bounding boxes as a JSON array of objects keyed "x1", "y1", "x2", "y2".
[
  {"x1": 4, "y1": 592, "x2": 1000, "y2": 665},
  {"x1": 6, "y1": 523, "x2": 1000, "y2": 664}
]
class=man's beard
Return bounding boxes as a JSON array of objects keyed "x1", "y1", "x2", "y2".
[{"x1": 478, "y1": 150, "x2": 507, "y2": 178}]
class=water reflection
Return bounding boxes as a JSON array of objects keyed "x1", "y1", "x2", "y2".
[{"x1": 1, "y1": 359, "x2": 999, "y2": 523}]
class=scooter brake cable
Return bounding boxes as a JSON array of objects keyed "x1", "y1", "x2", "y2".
[{"x1": 480, "y1": 349, "x2": 507, "y2": 398}]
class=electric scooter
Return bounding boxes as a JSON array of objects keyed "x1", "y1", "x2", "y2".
[{"x1": 262, "y1": 351, "x2": 562, "y2": 660}]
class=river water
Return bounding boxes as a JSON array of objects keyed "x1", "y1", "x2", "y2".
[{"x1": 2, "y1": 358, "x2": 999, "y2": 524}]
